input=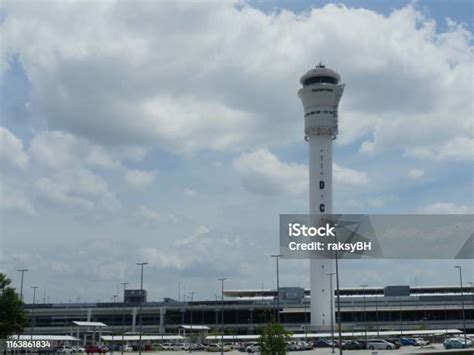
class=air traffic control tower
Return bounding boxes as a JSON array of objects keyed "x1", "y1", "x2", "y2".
[{"x1": 298, "y1": 64, "x2": 345, "y2": 329}]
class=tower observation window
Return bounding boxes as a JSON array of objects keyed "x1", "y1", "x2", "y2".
[{"x1": 303, "y1": 76, "x2": 338, "y2": 86}]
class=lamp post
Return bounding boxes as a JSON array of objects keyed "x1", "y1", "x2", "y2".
[
  {"x1": 360, "y1": 285, "x2": 368, "y2": 344},
  {"x1": 30, "y1": 286, "x2": 38, "y2": 341},
  {"x1": 120, "y1": 282, "x2": 128, "y2": 355},
  {"x1": 304, "y1": 297, "x2": 308, "y2": 339},
  {"x1": 375, "y1": 293, "x2": 379, "y2": 337},
  {"x1": 399, "y1": 296, "x2": 403, "y2": 336},
  {"x1": 270, "y1": 254, "x2": 283, "y2": 323},
  {"x1": 136, "y1": 262, "x2": 148, "y2": 355},
  {"x1": 333, "y1": 225, "x2": 343, "y2": 355},
  {"x1": 111, "y1": 294, "x2": 118, "y2": 354},
  {"x1": 326, "y1": 273, "x2": 336, "y2": 353},
  {"x1": 17, "y1": 268, "x2": 28, "y2": 302},
  {"x1": 189, "y1": 292, "x2": 196, "y2": 352},
  {"x1": 218, "y1": 277, "x2": 227, "y2": 355},
  {"x1": 454, "y1": 266, "x2": 467, "y2": 344}
]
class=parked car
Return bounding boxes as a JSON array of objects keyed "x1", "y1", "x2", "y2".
[
  {"x1": 298, "y1": 341, "x2": 313, "y2": 350},
  {"x1": 173, "y1": 343, "x2": 187, "y2": 351},
  {"x1": 160, "y1": 343, "x2": 174, "y2": 350},
  {"x1": 327, "y1": 340, "x2": 345, "y2": 349},
  {"x1": 246, "y1": 342, "x2": 260, "y2": 353},
  {"x1": 120, "y1": 344, "x2": 133, "y2": 352},
  {"x1": 343, "y1": 340, "x2": 364, "y2": 350},
  {"x1": 384, "y1": 339, "x2": 401, "y2": 349},
  {"x1": 356, "y1": 340, "x2": 367, "y2": 349},
  {"x1": 313, "y1": 339, "x2": 331, "y2": 348},
  {"x1": 400, "y1": 337, "x2": 417, "y2": 346},
  {"x1": 286, "y1": 341, "x2": 300, "y2": 351},
  {"x1": 413, "y1": 338, "x2": 428, "y2": 346},
  {"x1": 205, "y1": 343, "x2": 231, "y2": 352},
  {"x1": 183, "y1": 343, "x2": 203, "y2": 351},
  {"x1": 367, "y1": 339, "x2": 395, "y2": 350},
  {"x1": 56, "y1": 345, "x2": 73, "y2": 353},
  {"x1": 237, "y1": 342, "x2": 247, "y2": 352},
  {"x1": 85, "y1": 345, "x2": 107, "y2": 354},
  {"x1": 72, "y1": 346, "x2": 85, "y2": 353},
  {"x1": 444, "y1": 338, "x2": 472, "y2": 349}
]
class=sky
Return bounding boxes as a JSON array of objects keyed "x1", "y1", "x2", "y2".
[{"x1": 0, "y1": 0, "x2": 473, "y2": 304}]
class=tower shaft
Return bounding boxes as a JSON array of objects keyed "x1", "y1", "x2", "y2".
[
  {"x1": 309, "y1": 135, "x2": 334, "y2": 329},
  {"x1": 297, "y1": 64, "x2": 344, "y2": 329}
]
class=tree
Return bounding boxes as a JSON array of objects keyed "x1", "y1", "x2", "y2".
[
  {"x1": 258, "y1": 321, "x2": 291, "y2": 355},
  {"x1": 0, "y1": 273, "x2": 29, "y2": 338}
]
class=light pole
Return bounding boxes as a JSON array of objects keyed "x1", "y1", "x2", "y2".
[
  {"x1": 454, "y1": 266, "x2": 467, "y2": 344},
  {"x1": 218, "y1": 277, "x2": 227, "y2": 355},
  {"x1": 136, "y1": 262, "x2": 148, "y2": 355},
  {"x1": 17, "y1": 268, "x2": 28, "y2": 302},
  {"x1": 399, "y1": 296, "x2": 403, "y2": 336},
  {"x1": 360, "y1": 285, "x2": 368, "y2": 344},
  {"x1": 270, "y1": 254, "x2": 283, "y2": 323},
  {"x1": 111, "y1": 294, "x2": 118, "y2": 354},
  {"x1": 120, "y1": 282, "x2": 128, "y2": 355},
  {"x1": 189, "y1": 292, "x2": 196, "y2": 352},
  {"x1": 304, "y1": 297, "x2": 308, "y2": 339},
  {"x1": 326, "y1": 273, "x2": 336, "y2": 353},
  {"x1": 375, "y1": 293, "x2": 379, "y2": 337},
  {"x1": 30, "y1": 286, "x2": 38, "y2": 341},
  {"x1": 333, "y1": 226, "x2": 343, "y2": 355}
]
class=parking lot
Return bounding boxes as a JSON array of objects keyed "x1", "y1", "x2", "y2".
[{"x1": 103, "y1": 345, "x2": 471, "y2": 355}]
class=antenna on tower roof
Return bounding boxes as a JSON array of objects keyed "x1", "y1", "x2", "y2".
[{"x1": 316, "y1": 62, "x2": 325, "y2": 68}]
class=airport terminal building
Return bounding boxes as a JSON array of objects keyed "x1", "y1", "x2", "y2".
[{"x1": 24, "y1": 285, "x2": 473, "y2": 336}]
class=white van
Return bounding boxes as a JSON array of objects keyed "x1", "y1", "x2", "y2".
[{"x1": 367, "y1": 339, "x2": 395, "y2": 350}]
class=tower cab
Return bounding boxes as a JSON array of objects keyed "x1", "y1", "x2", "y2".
[{"x1": 298, "y1": 64, "x2": 344, "y2": 138}]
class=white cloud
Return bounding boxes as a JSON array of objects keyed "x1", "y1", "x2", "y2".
[
  {"x1": 140, "y1": 225, "x2": 244, "y2": 272},
  {"x1": 1, "y1": 2, "x2": 471, "y2": 156},
  {"x1": 37, "y1": 169, "x2": 119, "y2": 210},
  {"x1": 233, "y1": 148, "x2": 307, "y2": 195},
  {"x1": 29, "y1": 130, "x2": 120, "y2": 169},
  {"x1": 0, "y1": 127, "x2": 29, "y2": 169},
  {"x1": 84, "y1": 145, "x2": 121, "y2": 169},
  {"x1": 359, "y1": 140, "x2": 375, "y2": 154},
  {"x1": 408, "y1": 168, "x2": 425, "y2": 180},
  {"x1": 333, "y1": 163, "x2": 370, "y2": 186},
  {"x1": 124, "y1": 169, "x2": 156, "y2": 187},
  {"x1": 136, "y1": 205, "x2": 161, "y2": 222},
  {"x1": 0, "y1": 190, "x2": 36, "y2": 215},
  {"x1": 405, "y1": 137, "x2": 474, "y2": 161},
  {"x1": 233, "y1": 148, "x2": 368, "y2": 195},
  {"x1": 183, "y1": 188, "x2": 196, "y2": 197},
  {"x1": 417, "y1": 202, "x2": 472, "y2": 214},
  {"x1": 27, "y1": 130, "x2": 121, "y2": 211}
]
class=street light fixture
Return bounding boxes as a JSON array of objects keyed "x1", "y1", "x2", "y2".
[
  {"x1": 17, "y1": 269, "x2": 28, "y2": 302},
  {"x1": 120, "y1": 282, "x2": 128, "y2": 355},
  {"x1": 218, "y1": 277, "x2": 227, "y2": 355},
  {"x1": 30, "y1": 286, "x2": 38, "y2": 341},
  {"x1": 270, "y1": 254, "x2": 283, "y2": 323},
  {"x1": 454, "y1": 266, "x2": 467, "y2": 345},
  {"x1": 360, "y1": 285, "x2": 368, "y2": 344},
  {"x1": 326, "y1": 273, "x2": 336, "y2": 354},
  {"x1": 333, "y1": 224, "x2": 343, "y2": 355},
  {"x1": 189, "y1": 292, "x2": 196, "y2": 352},
  {"x1": 111, "y1": 294, "x2": 118, "y2": 354},
  {"x1": 136, "y1": 262, "x2": 148, "y2": 355}
]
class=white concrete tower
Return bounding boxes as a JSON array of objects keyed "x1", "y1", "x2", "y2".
[{"x1": 297, "y1": 64, "x2": 344, "y2": 329}]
